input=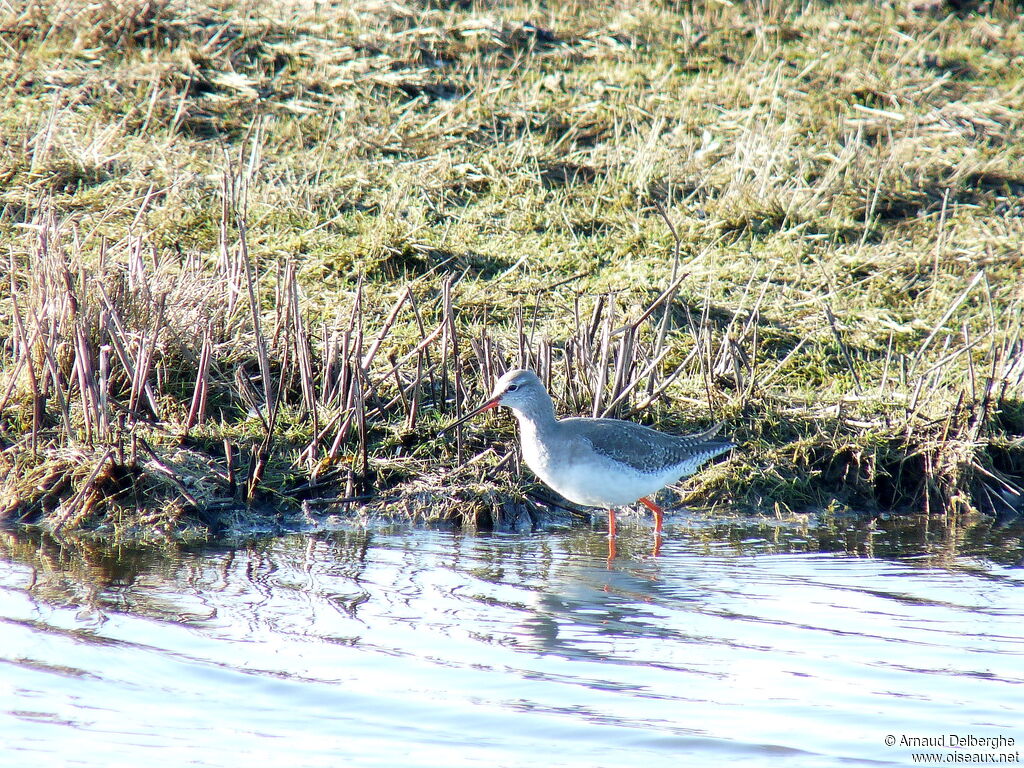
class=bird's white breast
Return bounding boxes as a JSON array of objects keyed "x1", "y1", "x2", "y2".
[{"x1": 519, "y1": 421, "x2": 684, "y2": 508}]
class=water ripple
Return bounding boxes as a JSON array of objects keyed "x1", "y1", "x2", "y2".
[{"x1": 1, "y1": 517, "x2": 1022, "y2": 767}]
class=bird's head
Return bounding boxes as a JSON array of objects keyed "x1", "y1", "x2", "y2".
[
  {"x1": 440, "y1": 368, "x2": 547, "y2": 432},
  {"x1": 483, "y1": 368, "x2": 545, "y2": 413}
]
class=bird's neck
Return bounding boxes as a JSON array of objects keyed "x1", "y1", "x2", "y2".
[{"x1": 510, "y1": 396, "x2": 557, "y2": 436}]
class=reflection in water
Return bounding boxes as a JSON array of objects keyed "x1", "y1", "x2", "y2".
[{"x1": 0, "y1": 512, "x2": 1022, "y2": 768}]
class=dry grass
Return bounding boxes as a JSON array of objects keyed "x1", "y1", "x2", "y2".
[{"x1": 1, "y1": 0, "x2": 1022, "y2": 540}]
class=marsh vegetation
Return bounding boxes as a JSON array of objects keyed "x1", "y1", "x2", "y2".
[{"x1": 1, "y1": 0, "x2": 1022, "y2": 540}]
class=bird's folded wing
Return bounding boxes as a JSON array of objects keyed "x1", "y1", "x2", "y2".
[{"x1": 564, "y1": 418, "x2": 733, "y2": 474}]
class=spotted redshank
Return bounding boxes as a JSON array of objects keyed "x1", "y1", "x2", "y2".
[{"x1": 443, "y1": 369, "x2": 734, "y2": 542}]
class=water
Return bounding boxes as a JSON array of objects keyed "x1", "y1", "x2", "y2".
[{"x1": 1, "y1": 513, "x2": 1022, "y2": 767}]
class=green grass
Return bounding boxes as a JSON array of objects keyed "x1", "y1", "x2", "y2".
[{"x1": 1, "y1": 0, "x2": 1022, "y2": 541}]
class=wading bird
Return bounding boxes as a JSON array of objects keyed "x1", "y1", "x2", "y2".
[{"x1": 443, "y1": 369, "x2": 733, "y2": 554}]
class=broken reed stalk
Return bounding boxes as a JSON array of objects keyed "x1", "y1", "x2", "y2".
[
  {"x1": 591, "y1": 302, "x2": 613, "y2": 418},
  {"x1": 407, "y1": 287, "x2": 439, "y2": 403},
  {"x1": 97, "y1": 285, "x2": 161, "y2": 420},
  {"x1": 5, "y1": 291, "x2": 41, "y2": 456},
  {"x1": 185, "y1": 328, "x2": 213, "y2": 431},
  {"x1": 442, "y1": 276, "x2": 466, "y2": 451},
  {"x1": 130, "y1": 292, "x2": 165, "y2": 419},
  {"x1": 230, "y1": 211, "x2": 277, "y2": 503},
  {"x1": 407, "y1": 350, "x2": 423, "y2": 431},
  {"x1": 691, "y1": 275, "x2": 718, "y2": 414},
  {"x1": 355, "y1": 365, "x2": 368, "y2": 479},
  {"x1": 236, "y1": 217, "x2": 275, "y2": 434},
  {"x1": 72, "y1": 322, "x2": 97, "y2": 445},
  {"x1": 219, "y1": 174, "x2": 243, "y2": 320},
  {"x1": 282, "y1": 261, "x2": 319, "y2": 441}
]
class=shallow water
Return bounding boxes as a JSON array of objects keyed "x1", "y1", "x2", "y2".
[{"x1": 1, "y1": 513, "x2": 1022, "y2": 767}]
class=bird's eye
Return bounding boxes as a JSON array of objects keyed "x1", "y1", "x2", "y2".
[{"x1": 506, "y1": 384, "x2": 519, "y2": 392}]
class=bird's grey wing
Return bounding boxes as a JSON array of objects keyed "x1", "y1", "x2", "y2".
[{"x1": 563, "y1": 418, "x2": 734, "y2": 475}]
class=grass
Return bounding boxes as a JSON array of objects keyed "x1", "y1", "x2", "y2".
[{"x1": 0, "y1": 0, "x2": 1022, "y2": 542}]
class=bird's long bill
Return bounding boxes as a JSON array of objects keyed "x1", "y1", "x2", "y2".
[{"x1": 437, "y1": 398, "x2": 498, "y2": 434}]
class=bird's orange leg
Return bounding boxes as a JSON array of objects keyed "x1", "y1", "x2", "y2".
[
  {"x1": 639, "y1": 497, "x2": 664, "y2": 534},
  {"x1": 606, "y1": 508, "x2": 617, "y2": 563}
]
